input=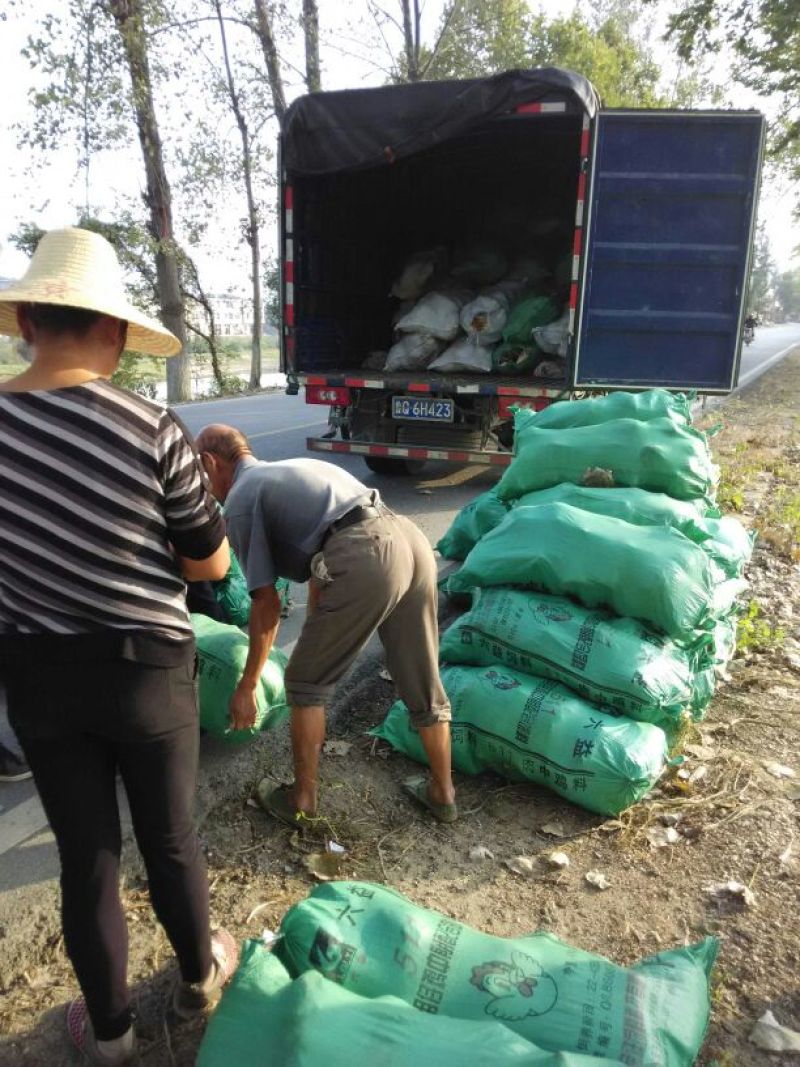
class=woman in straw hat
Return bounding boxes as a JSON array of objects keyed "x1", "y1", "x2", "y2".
[{"x1": 0, "y1": 228, "x2": 239, "y2": 1065}]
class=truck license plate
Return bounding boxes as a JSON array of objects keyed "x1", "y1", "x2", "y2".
[{"x1": 392, "y1": 396, "x2": 454, "y2": 422}]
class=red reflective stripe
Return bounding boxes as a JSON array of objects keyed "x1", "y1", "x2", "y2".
[
  {"x1": 496, "y1": 387, "x2": 521, "y2": 396},
  {"x1": 580, "y1": 127, "x2": 590, "y2": 157},
  {"x1": 577, "y1": 172, "x2": 587, "y2": 202},
  {"x1": 447, "y1": 451, "x2": 469, "y2": 463},
  {"x1": 345, "y1": 378, "x2": 366, "y2": 388},
  {"x1": 407, "y1": 448, "x2": 428, "y2": 460},
  {"x1": 284, "y1": 186, "x2": 293, "y2": 210},
  {"x1": 369, "y1": 445, "x2": 390, "y2": 456},
  {"x1": 284, "y1": 261, "x2": 294, "y2": 282},
  {"x1": 516, "y1": 103, "x2": 542, "y2": 114},
  {"x1": 330, "y1": 441, "x2": 353, "y2": 453},
  {"x1": 305, "y1": 375, "x2": 326, "y2": 385},
  {"x1": 569, "y1": 282, "x2": 579, "y2": 309},
  {"x1": 490, "y1": 453, "x2": 511, "y2": 465},
  {"x1": 573, "y1": 229, "x2": 582, "y2": 256},
  {"x1": 285, "y1": 305, "x2": 295, "y2": 326},
  {"x1": 407, "y1": 382, "x2": 432, "y2": 393}
]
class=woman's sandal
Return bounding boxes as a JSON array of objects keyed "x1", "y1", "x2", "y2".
[{"x1": 66, "y1": 997, "x2": 136, "y2": 1066}]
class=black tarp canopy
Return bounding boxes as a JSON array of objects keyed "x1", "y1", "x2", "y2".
[{"x1": 282, "y1": 68, "x2": 599, "y2": 176}]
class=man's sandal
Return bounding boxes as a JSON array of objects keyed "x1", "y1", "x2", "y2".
[
  {"x1": 403, "y1": 775, "x2": 458, "y2": 824},
  {"x1": 256, "y1": 780, "x2": 315, "y2": 827}
]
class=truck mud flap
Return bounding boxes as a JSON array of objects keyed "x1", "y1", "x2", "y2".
[{"x1": 307, "y1": 438, "x2": 512, "y2": 467}]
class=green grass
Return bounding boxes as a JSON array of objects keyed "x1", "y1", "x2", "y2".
[{"x1": 736, "y1": 600, "x2": 785, "y2": 653}]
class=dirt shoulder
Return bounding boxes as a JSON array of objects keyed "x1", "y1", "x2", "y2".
[{"x1": 1, "y1": 354, "x2": 799, "y2": 1066}]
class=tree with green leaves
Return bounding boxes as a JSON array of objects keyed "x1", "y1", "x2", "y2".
[
  {"x1": 774, "y1": 265, "x2": 800, "y2": 320},
  {"x1": 655, "y1": 0, "x2": 800, "y2": 205},
  {"x1": 20, "y1": 0, "x2": 192, "y2": 400},
  {"x1": 747, "y1": 222, "x2": 780, "y2": 320}
]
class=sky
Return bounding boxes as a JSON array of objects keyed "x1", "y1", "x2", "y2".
[{"x1": 0, "y1": 0, "x2": 797, "y2": 291}]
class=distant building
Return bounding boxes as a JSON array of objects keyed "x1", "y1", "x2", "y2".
[{"x1": 208, "y1": 292, "x2": 251, "y2": 336}]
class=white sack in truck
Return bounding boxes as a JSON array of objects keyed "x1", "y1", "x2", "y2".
[
  {"x1": 429, "y1": 337, "x2": 492, "y2": 374},
  {"x1": 395, "y1": 290, "x2": 469, "y2": 341},
  {"x1": 384, "y1": 333, "x2": 444, "y2": 372},
  {"x1": 533, "y1": 309, "x2": 570, "y2": 356},
  {"x1": 389, "y1": 247, "x2": 446, "y2": 300},
  {"x1": 459, "y1": 291, "x2": 510, "y2": 345}
]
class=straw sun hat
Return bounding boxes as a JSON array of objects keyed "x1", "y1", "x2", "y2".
[{"x1": 0, "y1": 227, "x2": 181, "y2": 357}]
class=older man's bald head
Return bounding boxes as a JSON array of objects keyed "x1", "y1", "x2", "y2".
[
  {"x1": 195, "y1": 423, "x2": 252, "y2": 463},
  {"x1": 195, "y1": 423, "x2": 253, "y2": 502}
]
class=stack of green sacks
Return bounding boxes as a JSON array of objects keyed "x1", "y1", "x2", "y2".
[
  {"x1": 383, "y1": 390, "x2": 752, "y2": 815},
  {"x1": 198, "y1": 883, "x2": 718, "y2": 1067}
]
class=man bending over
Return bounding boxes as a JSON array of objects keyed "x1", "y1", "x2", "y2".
[{"x1": 196, "y1": 424, "x2": 457, "y2": 824}]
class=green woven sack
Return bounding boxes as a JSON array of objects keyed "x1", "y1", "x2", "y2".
[
  {"x1": 277, "y1": 882, "x2": 718, "y2": 1066},
  {"x1": 446, "y1": 503, "x2": 745, "y2": 640},
  {"x1": 213, "y1": 557, "x2": 293, "y2": 627},
  {"x1": 374, "y1": 664, "x2": 667, "y2": 815},
  {"x1": 436, "y1": 488, "x2": 510, "y2": 560},
  {"x1": 496, "y1": 416, "x2": 717, "y2": 502},
  {"x1": 517, "y1": 389, "x2": 692, "y2": 430},
  {"x1": 191, "y1": 614, "x2": 289, "y2": 743},
  {"x1": 697, "y1": 516, "x2": 754, "y2": 577},
  {"x1": 198, "y1": 940, "x2": 622, "y2": 1067},
  {"x1": 503, "y1": 294, "x2": 559, "y2": 345},
  {"x1": 515, "y1": 484, "x2": 707, "y2": 532},
  {"x1": 439, "y1": 588, "x2": 715, "y2": 733}
]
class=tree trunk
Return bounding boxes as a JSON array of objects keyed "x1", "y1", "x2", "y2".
[
  {"x1": 302, "y1": 0, "x2": 321, "y2": 92},
  {"x1": 214, "y1": 0, "x2": 262, "y2": 389},
  {"x1": 401, "y1": 0, "x2": 420, "y2": 80},
  {"x1": 108, "y1": 0, "x2": 191, "y2": 402},
  {"x1": 253, "y1": 0, "x2": 287, "y2": 121}
]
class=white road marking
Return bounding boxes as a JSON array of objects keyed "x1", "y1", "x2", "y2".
[
  {"x1": 248, "y1": 420, "x2": 326, "y2": 441},
  {"x1": 737, "y1": 342, "x2": 798, "y2": 390}
]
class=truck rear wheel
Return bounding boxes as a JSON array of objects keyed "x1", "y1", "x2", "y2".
[{"x1": 364, "y1": 456, "x2": 426, "y2": 477}]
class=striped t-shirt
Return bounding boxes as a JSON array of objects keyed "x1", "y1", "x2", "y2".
[{"x1": 0, "y1": 379, "x2": 224, "y2": 663}]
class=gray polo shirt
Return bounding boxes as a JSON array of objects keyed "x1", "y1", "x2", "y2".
[{"x1": 223, "y1": 456, "x2": 378, "y2": 590}]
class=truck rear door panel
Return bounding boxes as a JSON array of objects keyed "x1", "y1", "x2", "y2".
[{"x1": 574, "y1": 111, "x2": 764, "y2": 391}]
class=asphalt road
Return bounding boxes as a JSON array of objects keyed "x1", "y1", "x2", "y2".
[{"x1": 1, "y1": 323, "x2": 798, "y2": 867}]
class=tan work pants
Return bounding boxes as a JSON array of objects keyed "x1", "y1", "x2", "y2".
[{"x1": 284, "y1": 511, "x2": 451, "y2": 727}]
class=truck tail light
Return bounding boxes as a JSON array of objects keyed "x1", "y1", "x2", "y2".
[
  {"x1": 497, "y1": 396, "x2": 553, "y2": 420},
  {"x1": 306, "y1": 385, "x2": 352, "y2": 406}
]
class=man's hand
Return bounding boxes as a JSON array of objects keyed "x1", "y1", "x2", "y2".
[{"x1": 230, "y1": 681, "x2": 259, "y2": 731}]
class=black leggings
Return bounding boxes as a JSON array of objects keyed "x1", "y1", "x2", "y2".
[{"x1": 5, "y1": 657, "x2": 212, "y2": 1041}]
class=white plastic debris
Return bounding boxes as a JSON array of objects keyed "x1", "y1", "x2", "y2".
[
  {"x1": 647, "y1": 826, "x2": 681, "y2": 849},
  {"x1": 540, "y1": 820, "x2": 568, "y2": 838},
  {"x1": 260, "y1": 928, "x2": 283, "y2": 948},
  {"x1": 327, "y1": 840, "x2": 346, "y2": 855},
  {"x1": 764, "y1": 762, "x2": 796, "y2": 780},
  {"x1": 749, "y1": 1009, "x2": 800, "y2": 1052},
  {"x1": 469, "y1": 845, "x2": 494, "y2": 862},
  {"x1": 378, "y1": 667, "x2": 393, "y2": 682},
  {"x1": 505, "y1": 856, "x2": 536, "y2": 876},
  {"x1": 705, "y1": 880, "x2": 756, "y2": 907},
  {"x1": 545, "y1": 851, "x2": 570, "y2": 869},
  {"x1": 585, "y1": 870, "x2": 611, "y2": 891}
]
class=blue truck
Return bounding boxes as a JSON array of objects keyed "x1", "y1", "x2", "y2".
[{"x1": 279, "y1": 68, "x2": 764, "y2": 475}]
